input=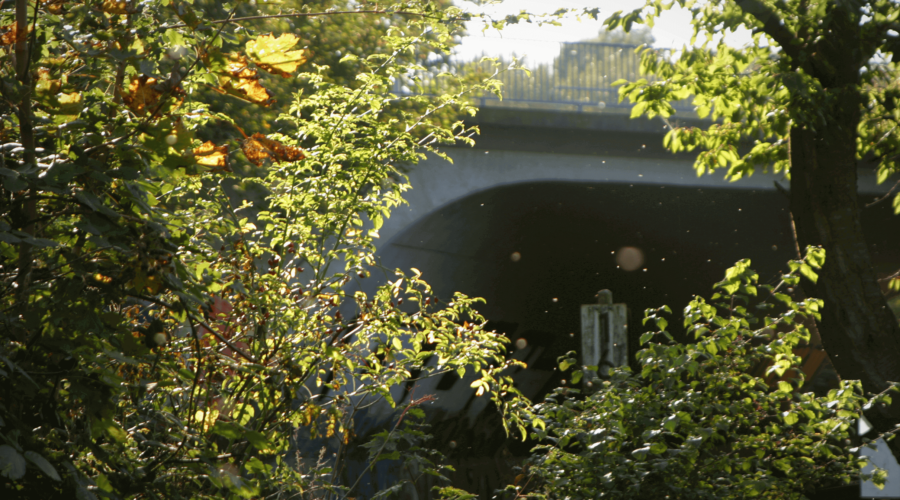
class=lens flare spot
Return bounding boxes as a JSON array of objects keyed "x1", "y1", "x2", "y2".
[{"x1": 616, "y1": 246, "x2": 644, "y2": 272}]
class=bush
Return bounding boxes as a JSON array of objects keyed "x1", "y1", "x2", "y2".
[{"x1": 513, "y1": 248, "x2": 893, "y2": 499}]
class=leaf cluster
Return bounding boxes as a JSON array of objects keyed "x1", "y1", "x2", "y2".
[
  {"x1": 607, "y1": 0, "x2": 900, "y2": 209},
  {"x1": 514, "y1": 248, "x2": 890, "y2": 499}
]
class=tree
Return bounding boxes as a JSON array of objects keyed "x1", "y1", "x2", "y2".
[
  {"x1": 0, "y1": 1, "x2": 533, "y2": 498},
  {"x1": 512, "y1": 251, "x2": 891, "y2": 499},
  {"x1": 608, "y1": 0, "x2": 900, "y2": 446}
]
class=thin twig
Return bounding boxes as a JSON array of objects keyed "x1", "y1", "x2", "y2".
[
  {"x1": 878, "y1": 269, "x2": 900, "y2": 283},
  {"x1": 865, "y1": 178, "x2": 900, "y2": 208}
]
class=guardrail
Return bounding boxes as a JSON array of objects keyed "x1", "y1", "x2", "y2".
[{"x1": 393, "y1": 41, "x2": 695, "y2": 115}]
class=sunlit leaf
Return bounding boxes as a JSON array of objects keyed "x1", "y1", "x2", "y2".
[
  {"x1": 192, "y1": 141, "x2": 230, "y2": 171},
  {"x1": 121, "y1": 76, "x2": 163, "y2": 115},
  {"x1": 245, "y1": 33, "x2": 309, "y2": 78},
  {"x1": 213, "y1": 54, "x2": 276, "y2": 106},
  {"x1": 241, "y1": 133, "x2": 304, "y2": 166}
]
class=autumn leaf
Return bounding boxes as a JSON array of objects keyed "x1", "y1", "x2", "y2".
[
  {"x1": 242, "y1": 133, "x2": 305, "y2": 166},
  {"x1": 35, "y1": 68, "x2": 61, "y2": 96},
  {"x1": 0, "y1": 25, "x2": 29, "y2": 46},
  {"x1": 101, "y1": 0, "x2": 131, "y2": 15},
  {"x1": 209, "y1": 54, "x2": 275, "y2": 106},
  {"x1": 41, "y1": 0, "x2": 67, "y2": 15},
  {"x1": 121, "y1": 76, "x2": 162, "y2": 115},
  {"x1": 192, "y1": 141, "x2": 231, "y2": 172},
  {"x1": 34, "y1": 68, "x2": 82, "y2": 118},
  {"x1": 245, "y1": 34, "x2": 309, "y2": 78}
]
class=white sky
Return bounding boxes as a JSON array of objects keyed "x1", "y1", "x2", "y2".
[{"x1": 454, "y1": 0, "x2": 754, "y2": 66}]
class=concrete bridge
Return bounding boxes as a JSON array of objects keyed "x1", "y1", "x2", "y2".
[{"x1": 342, "y1": 106, "x2": 900, "y2": 498}]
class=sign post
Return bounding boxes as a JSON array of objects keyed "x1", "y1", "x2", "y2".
[{"x1": 580, "y1": 290, "x2": 628, "y2": 392}]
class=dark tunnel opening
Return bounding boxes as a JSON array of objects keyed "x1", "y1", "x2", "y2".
[{"x1": 357, "y1": 179, "x2": 900, "y2": 498}]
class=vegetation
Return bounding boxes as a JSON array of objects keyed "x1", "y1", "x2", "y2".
[
  {"x1": 512, "y1": 250, "x2": 893, "y2": 499},
  {"x1": 609, "y1": 0, "x2": 900, "y2": 449},
  {"x1": 0, "y1": 0, "x2": 538, "y2": 498},
  {"x1": 2, "y1": 0, "x2": 898, "y2": 498}
]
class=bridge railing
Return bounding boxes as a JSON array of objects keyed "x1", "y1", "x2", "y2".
[{"x1": 393, "y1": 41, "x2": 696, "y2": 115}]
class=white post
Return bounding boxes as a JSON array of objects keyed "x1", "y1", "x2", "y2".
[{"x1": 581, "y1": 290, "x2": 628, "y2": 391}]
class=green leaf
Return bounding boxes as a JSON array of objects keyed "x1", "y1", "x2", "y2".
[
  {"x1": 798, "y1": 263, "x2": 818, "y2": 284},
  {"x1": 744, "y1": 480, "x2": 768, "y2": 496},
  {"x1": 663, "y1": 414, "x2": 679, "y2": 432},
  {"x1": 632, "y1": 446, "x2": 651, "y2": 460},
  {"x1": 650, "y1": 442, "x2": 667, "y2": 454},
  {"x1": 783, "y1": 412, "x2": 799, "y2": 426},
  {"x1": 0, "y1": 445, "x2": 26, "y2": 480},
  {"x1": 211, "y1": 421, "x2": 243, "y2": 440},
  {"x1": 244, "y1": 431, "x2": 271, "y2": 451},
  {"x1": 24, "y1": 451, "x2": 60, "y2": 481}
]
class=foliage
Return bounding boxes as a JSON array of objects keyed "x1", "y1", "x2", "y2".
[
  {"x1": 193, "y1": 0, "x2": 468, "y2": 149},
  {"x1": 608, "y1": 0, "x2": 900, "y2": 202},
  {"x1": 605, "y1": 0, "x2": 900, "y2": 447},
  {"x1": 0, "y1": 1, "x2": 534, "y2": 498},
  {"x1": 512, "y1": 248, "x2": 895, "y2": 499}
]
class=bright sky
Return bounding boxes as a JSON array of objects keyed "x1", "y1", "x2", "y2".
[{"x1": 454, "y1": 0, "x2": 754, "y2": 66}]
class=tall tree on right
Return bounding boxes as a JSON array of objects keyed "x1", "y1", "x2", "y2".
[{"x1": 611, "y1": 0, "x2": 900, "y2": 442}]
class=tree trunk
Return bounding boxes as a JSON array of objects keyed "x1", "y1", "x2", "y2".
[{"x1": 789, "y1": 104, "x2": 900, "y2": 439}]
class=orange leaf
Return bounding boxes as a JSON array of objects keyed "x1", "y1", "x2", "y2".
[
  {"x1": 121, "y1": 76, "x2": 162, "y2": 115},
  {"x1": 0, "y1": 25, "x2": 29, "y2": 46},
  {"x1": 241, "y1": 133, "x2": 305, "y2": 166},
  {"x1": 192, "y1": 141, "x2": 231, "y2": 172}
]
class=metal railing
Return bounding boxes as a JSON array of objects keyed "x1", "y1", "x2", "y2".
[{"x1": 393, "y1": 41, "x2": 695, "y2": 115}]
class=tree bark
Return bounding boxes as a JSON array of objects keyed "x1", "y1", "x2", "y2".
[{"x1": 788, "y1": 52, "x2": 900, "y2": 444}]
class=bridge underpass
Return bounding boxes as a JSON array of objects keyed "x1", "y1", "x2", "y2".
[{"x1": 343, "y1": 108, "x2": 900, "y2": 499}]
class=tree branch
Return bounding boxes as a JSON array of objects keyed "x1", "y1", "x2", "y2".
[
  {"x1": 734, "y1": 0, "x2": 802, "y2": 64},
  {"x1": 161, "y1": 9, "x2": 447, "y2": 30},
  {"x1": 13, "y1": 0, "x2": 38, "y2": 308},
  {"x1": 865, "y1": 178, "x2": 900, "y2": 208}
]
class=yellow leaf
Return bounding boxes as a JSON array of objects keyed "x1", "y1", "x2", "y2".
[
  {"x1": 120, "y1": 76, "x2": 162, "y2": 115},
  {"x1": 192, "y1": 141, "x2": 231, "y2": 172},
  {"x1": 101, "y1": 0, "x2": 130, "y2": 15},
  {"x1": 41, "y1": 0, "x2": 67, "y2": 15},
  {"x1": 34, "y1": 68, "x2": 61, "y2": 97},
  {"x1": 216, "y1": 55, "x2": 275, "y2": 106},
  {"x1": 245, "y1": 33, "x2": 309, "y2": 78},
  {"x1": 194, "y1": 409, "x2": 219, "y2": 433}
]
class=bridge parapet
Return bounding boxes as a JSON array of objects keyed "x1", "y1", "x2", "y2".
[{"x1": 393, "y1": 41, "x2": 696, "y2": 116}]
